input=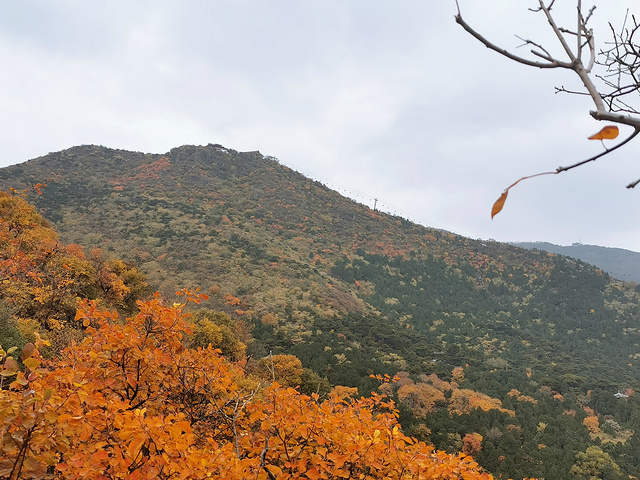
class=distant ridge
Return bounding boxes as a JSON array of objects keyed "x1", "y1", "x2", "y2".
[{"x1": 511, "y1": 241, "x2": 640, "y2": 283}]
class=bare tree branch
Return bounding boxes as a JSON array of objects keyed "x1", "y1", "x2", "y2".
[
  {"x1": 454, "y1": 13, "x2": 571, "y2": 68},
  {"x1": 529, "y1": 0, "x2": 556, "y2": 14},
  {"x1": 596, "y1": 11, "x2": 640, "y2": 115},
  {"x1": 515, "y1": 34, "x2": 555, "y2": 60},
  {"x1": 455, "y1": 1, "x2": 640, "y2": 216},
  {"x1": 590, "y1": 109, "x2": 640, "y2": 128},
  {"x1": 538, "y1": 0, "x2": 577, "y2": 62},
  {"x1": 258, "y1": 436, "x2": 277, "y2": 480},
  {"x1": 577, "y1": 0, "x2": 583, "y2": 56},
  {"x1": 626, "y1": 177, "x2": 640, "y2": 188}
]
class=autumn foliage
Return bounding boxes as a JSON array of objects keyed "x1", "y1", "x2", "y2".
[
  {"x1": 587, "y1": 125, "x2": 619, "y2": 140},
  {"x1": 0, "y1": 189, "x2": 498, "y2": 479},
  {"x1": 0, "y1": 191, "x2": 149, "y2": 346},
  {"x1": 388, "y1": 372, "x2": 514, "y2": 419},
  {"x1": 0, "y1": 292, "x2": 499, "y2": 480},
  {"x1": 462, "y1": 433, "x2": 483, "y2": 457},
  {"x1": 583, "y1": 416, "x2": 601, "y2": 435}
]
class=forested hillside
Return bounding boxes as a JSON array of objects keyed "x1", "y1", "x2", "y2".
[
  {"x1": 0, "y1": 192, "x2": 493, "y2": 480},
  {"x1": 2, "y1": 144, "x2": 640, "y2": 479}
]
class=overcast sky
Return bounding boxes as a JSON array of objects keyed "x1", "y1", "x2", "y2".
[{"x1": 2, "y1": 1, "x2": 639, "y2": 251}]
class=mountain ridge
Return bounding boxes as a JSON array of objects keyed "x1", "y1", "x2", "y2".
[
  {"x1": 512, "y1": 241, "x2": 640, "y2": 283},
  {"x1": 0, "y1": 144, "x2": 534, "y2": 318}
]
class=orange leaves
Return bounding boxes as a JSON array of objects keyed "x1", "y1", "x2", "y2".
[
  {"x1": 224, "y1": 293, "x2": 241, "y2": 306},
  {"x1": 491, "y1": 191, "x2": 508, "y2": 219},
  {"x1": 247, "y1": 384, "x2": 473, "y2": 480},
  {"x1": 462, "y1": 433, "x2": 483, "y2": 456},
  {"x1": 33, "y1": 182, "x2": 47, "y2": 195},
  {"x1": 2, "y1": 356, "x2": 19, "y2": 377},
  {"x1": 588, "y1": 125, "x2": 619, "y2": 140},
  {"x1": 397, "y1": 382, "x2": 446, "y2": 418},
  {"x1": 583, "y1": 415, "x2": 601, "y2": 434},
  {"x1": 0, "y1": 192, "x2": 150, "y2": 335},
  {"x1": 388, "y1": 372, "x2": 513, "y2": 420},
  {"x1": 176, "y1": 287, "x2": 209, "y2": 304},
  {"x1": 22, "y1": 299, "x2": 244, "y2": 479},
  {"x1": 0, "y1": 296, "x2": 499, "y2": 480},
  {"x1": 507, "y1": 388, "x2": 538, "y2": 405},
  {"x1": 0, "y1": 341, "x2": 61, "y2": 478}
]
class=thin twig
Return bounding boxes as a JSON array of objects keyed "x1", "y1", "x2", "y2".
[{"x1": 454, "y1": 12, "x2": 570, "y2": 68}]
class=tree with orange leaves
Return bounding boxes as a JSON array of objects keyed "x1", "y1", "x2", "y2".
[
  {"x1": 1, "y1": 292, "x2": 501, "y2": 480},
  {"x1": 397, "y1": 382, "x2": 446, "y2": 418},
  {"x1": 583, "y1": 416, "x2": 601, "y2": 435},
  {"x1": 0, "y1": 191, "x2": 149, "y2": 347},
  {"x1": 462, "y1": 433, "x2": 483, "y2": 457}
]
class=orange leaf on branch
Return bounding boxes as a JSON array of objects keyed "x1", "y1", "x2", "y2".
[
  {"x1": 491, "y1": 191, "x2": 508, "y2": 219},
  {"x1": 490, "y1": 170, "x2": 556, "y2": 219},
  {"x1": 587, "y1": 125, "x2": 619, "y2": 140}
]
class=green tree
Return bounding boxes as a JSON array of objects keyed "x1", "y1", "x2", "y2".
[{"x1": 570, "y1": 446, "x2": 624, "y2": 480}]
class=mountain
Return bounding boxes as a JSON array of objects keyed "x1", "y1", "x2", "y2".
[
  {"x1": 512, "y1": 241, "x2": 640, "y2": 283},
  {"x1": 2, "y1": 144, "x2": 640, "y2": 479}
]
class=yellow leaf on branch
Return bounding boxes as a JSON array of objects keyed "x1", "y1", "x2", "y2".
[
  {"x1": 588, "y1": 125, "x2": 619, "y2": 140},
  {"x1": 491, "y1": 191, "x2": 508, "y2": 219}
]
